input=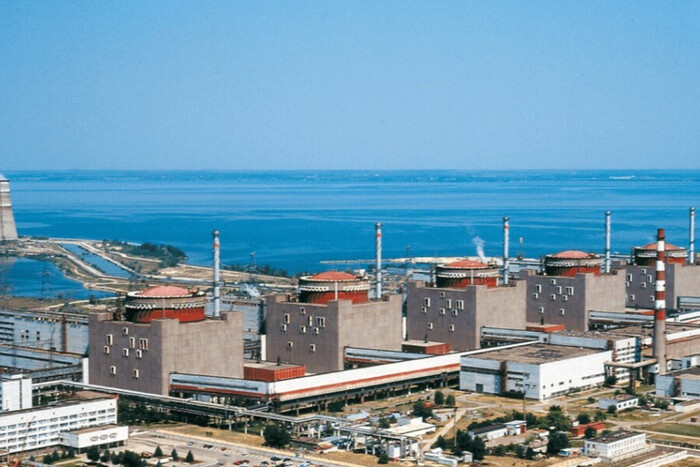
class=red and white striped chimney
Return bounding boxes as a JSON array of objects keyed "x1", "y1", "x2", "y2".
[{"x1": 653, "y1": 228, "x2": 667, "y2": 374}]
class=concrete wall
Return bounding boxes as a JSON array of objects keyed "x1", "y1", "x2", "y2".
[
  {"x1": 89, "y1": 311, "x2": 243, "y2": 395},
  {"x1": 265, "y1": 294, "x2": 402, "y2": 374},
  {"x1": 526, "y1": 272, "x2": 625, "y2": 331},
  {"x1": 0, "y1": 309, "x2": 88, "y2": 355},
  {"x1": 626, "y1": 263, "x2": 700, "y2": 309},
  {"x1": 406, "y1": 280, "x2": 525, "y2": 351}
]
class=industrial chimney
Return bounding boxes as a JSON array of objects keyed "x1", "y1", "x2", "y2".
[
  {"x1": 690, "y1": 207, "x2": 696, "y2": 265},
  {"x1": 375, "y1": 222, "x2": 382, "y2": 299},
  {"x1": 0, "y1": 173, "x2": 18, "y2": 242},
  {"x1": 502, "y1": 217, "x2": 510, "y2": 285},
  {"x1": 212, "y1": 230, "x2": 221, "y2": 317},
  {"x1": 653, "y1": 228, "x2": 667, "y2": 375},
  {"x1": 604, "y1": 211, "x2": 611, "y2": 274}
]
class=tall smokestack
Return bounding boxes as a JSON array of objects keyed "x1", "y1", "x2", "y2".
[
  {"x1": 213, "y1": 230, "x2": 221, "y2": 317},
  {"x1": 604, "y1": 211, "x2": 611, "y2": 274},
  {"x1": 0, "y1": 173, "x2": 18, "y2": 242},
  {"x1": 502, "y1": 217, "x2": 510, "y2": 285},
  {"x1": 653, "y1": 228, "x2": 667, "y2": 374},
  {"x1": 690, "y1": 207, "x2": 696, "y2": 265},
  {"x1": 375, "y1": 222, "x2": 382, "y2": 299}
]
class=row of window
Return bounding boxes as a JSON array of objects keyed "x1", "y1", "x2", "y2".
[
  {"x1": 423, "y1": 297, "x2": 466, "y2": 309},
  {"x1": 420, "y1": 307, "x2": 461, "y2": 316},
  {"x1": 285, "y1": 341, "x2": 316, "y2": 352},
  {"x1": 108, "y1": 366, "x2": 141, "y2": 379},
  {"x1": 105, "y1": 334, "x2": 149, "y2": 350},
  {"x1": 532, "y1": 292, "x2": 572, "y2": 301},
  {"x1": 627, "y1": 294, "x2": 655, "y2": 302},
  {"x1": 280, "y1": 324, "x2": 323, "y2": 334},
  {"x1": 537, "y1": 307, "x2": 566, "y2": 316},
  {"x1": 533, "y1": 284, "x2": 575, "y2": 295},
  {"x1": 103, "y1": 347, "x2": 145, "y2": 358},
  {"x1": 425, "y1": 323, "x2": 456, "y2": 332},
  {"x1": 282, "y1": 314, "x2": 326, "y2": 327}
]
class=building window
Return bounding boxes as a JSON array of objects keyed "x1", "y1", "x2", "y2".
[
  {"x1": 122, "y1": 348, "x2": 129, "y2": 357},
  {"x1": 550, "y1": 294, "x2": 556, "y2": 301},
  {"x1": 122, "y1": 327, "x2": 129, "y2": 336},
  {"x1": 136, "y1": 350, "x2": 143, "y2": 359},
  {"x1": 439, "y1": 292, "x2": 445, "y2": 299},
  {"x1": 299, "y1": 325, "x2": 306, "y2": 334},
  {"x1": 559, "y1": 309, "x2": 565, "y2": 316},
  {"x1": 532, "y1": 293, "x2": 539, "y2": 299},
  {"x1": 316, "y1": 317, "x2": 326, "y2": 328},
  {"x1": 280, "y1": 324, "x2": 287, "y2": 332},
  {"x1": 424, "y1": 297, "x2": 431, "y2": 307},
  {"x1": 109, "y1": 366, "x2": 116, "y2": 376},
  {"x1": 647, "y1": 275, "x2": 653, "y2": 282},
  {"x1": 309, "y1": 344, "x2": 316, "y2": 353},
  {"x1": 129, "y1": 337, "x2": 135, "y2": 349},
  {"x1": 283, "y1": 314, "x2": 290, "y2": 324},
  {"x1": 566, "y1": 286, "x2": 574, "y2": 295},
  {"x1": 627, "y1": 274, "x2": 633, "y2": 281},
  {"x1": 641, "y1": 282, "x2": 647, "y2": 288},
  {"x1": 535, "y1": 284, "x2": 542, "y2": 293},
  {"x1": 556, "y1": 286, "x2": 562, "y2": 294},
  {"x1": 456, "y1": 300, "x2": 464, "y2": 310},
  {"x1": 538, "y1": 307, "x2": 544, "y2": 315},
  {"x1": 106, "y1": 334, "x2": 113, "y2": 346},
  {"x1": 103, "y1": 346, "x2": 110, "y2": 355},
  {"x1": 649, "y1": 295, "x2": 654, "y2": 303},
  {"x1": 629, "y1": 294, "x2": 636, "y2": 301},
  {"x1": 445, "y1": 299, "x2": 452, "y2": 308},
  {"x1": 138, "y1": 338, "x2": 149, "y2": 350},
  {"x1": 36, "y1": 331, "x2": 40, "y2": 341},
  {"x1": 313, "y1": 327, "x2": 320, "y2": 335},
  {"x1": 550, "y1": 279, "x2": 557, "y2": 285},
  {"x1": 421, "y1": 307, "x2": 427, "y2": 314},
  {"x1": 132, "y1": 369, "x2": 139, "y2": 379},
  {"x1": 427, "y1": 322, "x2": 433, "y2": 330},
  {"x1": 287, "y1": 341, "x2": 293, "y2": 350},
  {"x1": 641, "y1": 268, "x2": 647, "y2": 274},
  {"x1": 449, "y1": 324, "x2": 455, "y2": 332},
  {"x1": 562, "y1": 295, "x2": 568, "y2": 302},
  {"x1": 299, "y1": 307, "x2": 306, "y2": 315},
  {"x1": 452, "y1": 309, "x2": 459, "y2": 316},
  {"x1": 308, "y1": 316, "x2": 314, "y2": 326},
  {"x1": 439, "y1": 308, "x2": 446, "y2": 315}
]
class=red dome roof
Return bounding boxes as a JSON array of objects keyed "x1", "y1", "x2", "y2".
[
  {"x1": 309, "y1": 271, "x2": 358, "y2": 281},
  {"x1": 139, "y1": 286, "x2": 192, "y2": 297},
  {"x1": 550, "y1": 250, "x2": 593, "y2": 259},
  {"x1": 444, "y1": 259, "x2": 488, "y2": 269},
  {"x1": 640, "y1": 242, "x2": 684, "y2": 251}
]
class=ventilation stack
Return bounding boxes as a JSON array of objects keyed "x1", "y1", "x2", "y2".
[
  {"x1": 375, "y1": 222, "x2": 382, "y2": 299},
  {"x1": 653, "y1": 228, "x2": 667, "y2": 375},
  {"x1": 212, "y1": 230, "x2": 221, "y2": 317},
  {"x1": 502, "y1": 216, "x2": 510, "y2": 285},
  {"x1": 690, "y1": 207, "x2": 696, "y2": 265},
  {"x1": 0, "y1": 173, "x2": 18, "y2": 242},
  {"x1": 604, "y1": 211, "x2": 611, "y2": 273}
]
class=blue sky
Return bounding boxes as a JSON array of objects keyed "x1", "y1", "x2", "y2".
[{"x1": 1, "y1": 2, "x2": 698, "y2": 170}]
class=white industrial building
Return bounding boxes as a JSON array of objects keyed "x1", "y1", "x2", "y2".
[
  {"x1": 460, "y1": 343, "x2": 611, "y2": 400},
  {"x1": 583, "y1": 431, "x2": 647, "y2": 462},
  {"x1": 656, "y1": 366, "x2": 700, "y2": 398},
  {"x1": 0, "y1": 375, "x2": 32, "y2": 412},
  {"x1": 60, "y1": 424, "x2": 128, "y2": 451},
  {"x1": 598, "y1": 394, "x2": 639, "y2": 412},
  {"x1": 0, "y1": 392, "x2": 120, "y2": 454}
]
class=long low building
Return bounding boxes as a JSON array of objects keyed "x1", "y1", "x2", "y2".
[
  {"x1": 656, "y1": 366, "x2": 700, "y2": 398},
  {"x1": 460, "y1": 343, "x2": 611, "y2": 400}
]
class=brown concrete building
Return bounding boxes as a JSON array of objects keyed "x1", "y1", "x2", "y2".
[
  {"x1": 405, "y1": 279, "x2": 526, "y2": 351},
  {"x1": 526, "y1": 265, "x2": 626, "y2": 331},
  {"x1": 265, "y1": 272, "x2": 403, "y2": 374},
  {"x1": 626, "y1": 262, "x2": 700, "y2": 310},
  {"x1": 89, "y1": 286, "x2": 243, "y2": 395}
]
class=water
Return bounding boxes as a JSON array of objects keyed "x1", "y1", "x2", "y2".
[
  {"x1": 5, "y1": 170, "x2": 700, "y2": 274},
  {"x1": 60, "y1": 243, "x2": 132, "y2": 278},
  {"x1": 0, "y1": 257, "x2": 112, "y2": 300}
]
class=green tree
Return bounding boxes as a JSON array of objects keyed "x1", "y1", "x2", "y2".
[
  {"x1": 594, "y1": 410, "x2": 607, "y2": 421},
  {"x1": 434, "y1": 435, "x2": 447, "y2": 450},
  {"x1": 170, "y1": 448, "x2": 178, "y2": 460},
  {"x1": 101, "y1": 450, "x2": 111, "y2": 462},
  {"x1": 51, "y1": 451, "x2": 61, "y2": 463},
  {"x1": 604, "y1": 375, "x2": 617, "y2": 387},
  {"x1": 263, "y1": 423, "x2": 291, "y2": 448},
  {"x1": 377, "y1": 452, "x2": 389, "y2": 464},
  {"x1": 378, "y1": 417, "x2": 391, "y2": 429},
  {"x1": 43, "y1": 454, "x2": 53, "y2": 465},
  {"x1": 412, "y1": 401, "x2": 433, "y2": 420},
  {"x1": 122, "y1": 450, "x2": 143, "y2": 467},
  {"x1": 471, "y1": 436, "x2": 487, "y2": 461},
  {"x1": 493, "y1": 445, "x2": 507, "y2": 456},
  {"x1": 327, "y1": 400, "x2": 345, "y2": 412},
  {"x1": 154, "y1": 446, "x2": 163, "y2": 458},
  {"x1": 446, "y1": 394, "x2": 456, "y2": 406},
  {"x1": 525, "y1": 447, "x2": 535, "y2": 460},
  {"x1": 607, "y1": 405, "x2": 617, "y2": 415},
  {"x1": 587, "y1": 396, "x2": 596, "y2": 404},
  {"x1": 434, "y1": 390, "x2": 445, "y2": 406},
  {"x1": 86, "y1": 445, "x2": 101, "y2": 462},
  {"x1": 541, "y1": 406, "x2": 571, "y2": 431},
  {"x1": 185, "y1": 451, "x2": 194, "y2": 463},
  {"x1": 577, "y1": 413, "x2": 591, "y2": 425},
  {"x1": 584, "y1": 426, "x2": 598, "y2": 439},
  {"x1": 547, "y1": 433, "x2": 570, "y2": 454}
]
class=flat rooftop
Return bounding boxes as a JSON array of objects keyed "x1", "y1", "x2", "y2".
[
  {"x1": 466, "y1": 344, "x2": 603, "y2": 365},
  {"x1": 667, "y1": 366, "x2": 700, "y2": 380},
  {"x1": 590, "y1": 430, "x2": 643, "y2": 444},
  {"x1": 67, "y1": 424, "x2": 122, "y2": 434},
  {"x1": 243, "y1": 360, "x2": 304, "y2": 370}
]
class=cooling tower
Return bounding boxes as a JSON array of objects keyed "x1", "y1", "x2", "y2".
[{"x1": 0, "y1": 173, "x2": 18, "y2": 242}]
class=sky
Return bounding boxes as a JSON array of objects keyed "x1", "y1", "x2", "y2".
[{"x1": 1, "y1": 2, "x2": 699, "y2": 171}]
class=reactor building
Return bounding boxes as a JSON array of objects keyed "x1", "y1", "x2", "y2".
[
  {"x1": 89, "y1": 285, "x2": 243, "y2": 395},
  {"x1": 0, "y1": 173, "x2": 18, "y2": 242},
  {"x1": 265, "y1": 271, "x2": 403, "y2": 374}
]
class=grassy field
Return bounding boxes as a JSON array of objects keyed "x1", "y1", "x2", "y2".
[{"x1": 642, "y1": 423, "x2": 700, "y2": 438}]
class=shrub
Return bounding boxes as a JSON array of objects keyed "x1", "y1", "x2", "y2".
[{"x1": 434, "y1": 391, "x2": 445, "y2": 406}]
